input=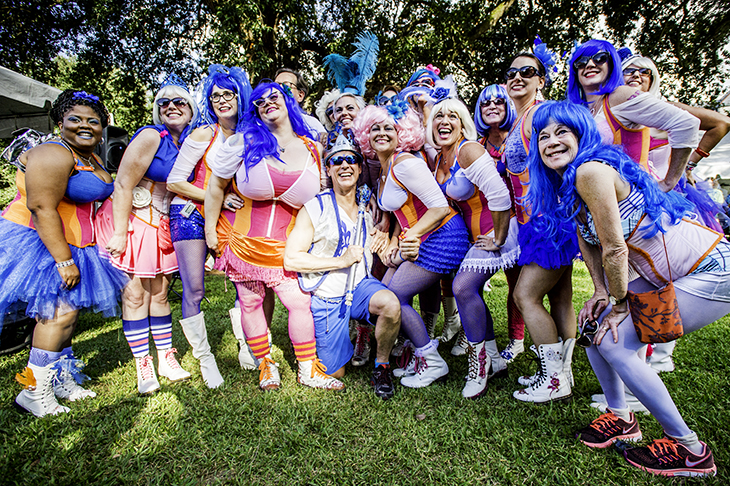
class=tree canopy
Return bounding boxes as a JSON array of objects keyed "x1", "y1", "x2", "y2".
[{"x1": 1, "y1": 0, "x2": 728, "y2": 133}]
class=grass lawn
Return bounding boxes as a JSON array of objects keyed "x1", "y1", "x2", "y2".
[{"x1": 1, "y1": 262, "x2": 728, "y2": 485}]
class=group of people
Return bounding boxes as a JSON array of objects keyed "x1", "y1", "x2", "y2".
[{"x1": 1, "y1": 34, "x2": 729, "y2": 479}]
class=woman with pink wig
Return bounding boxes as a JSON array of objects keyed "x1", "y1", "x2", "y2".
[{"x1": 352, "y1": 103, "x2": 470, "y2": 388}]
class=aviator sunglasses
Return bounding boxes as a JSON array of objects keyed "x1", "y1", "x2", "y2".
[
  {"x1": 329, "y1": 154, "x2": 360, "y2": 166},
  {"x1": 504, "y1": 66, "x2": 539, "y2": 81},
  {"x1": 209, "y1": 91, "x2": 236, "y2": 103},
  {"x1": 577, "y1": 319, "x2": 599, "y2": 348},
  {"x1": 573, "y1": 51, "x2": 610, "y2": 71},
  {"x1": 253, "y1": 91, "x2": 281, "y2": 108},
  {"x1": 156, "y1": 97, "x2": 188, "y2": 108}
]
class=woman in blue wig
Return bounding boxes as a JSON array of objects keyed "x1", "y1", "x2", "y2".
[
  {"x1": 165, "y1": 65, "x2": 252, "y2": 388},
  {"x1": 96, "y1": 74, "x2": 196, "y2": 395},
  {"x1": 527, "y1": 99, "x2": 727, "y2": 478},
  {"x1": 4, "y1": 90, "x2": 127, "y2": 417},
  {"x1": 500, "y1": 39, "x2": 579, "y2": 404},
  {"x1": 204, "y1": 81, "x2": 344, "y2": 392}
]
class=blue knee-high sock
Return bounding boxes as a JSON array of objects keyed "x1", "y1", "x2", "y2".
[
  {"x1": 150, "y1": 314, "x2": 173, "y2": 350},
  {"x1": 28, "y1": 347, "x2": 64, "y2": 367},
  {"x1": 123, "y1": 317, "x2": 151, "y2": 358}
]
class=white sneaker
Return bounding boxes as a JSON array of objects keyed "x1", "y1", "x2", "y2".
[
  {"x1": 15, "y1": 362, "x2": 70, "y2": 417},
  {"x1": 298, "y1": 358, "x2": 345, "y2": 390},
  {"x1": 400, "y1": 340, "x2": 449, "y2": 388},
  {"x1": 52, "y1": 356, "x2": 97, "y2": 401},
  {"x1": 157, "y1": 348, "x2": 191, "y2": 382},
  {"x1": 258, "y1": 355, "x2": 281, "y2": 391},
  {"x1": 451, "y1": 329, "x2": 468, "y2": 356},
  {"x1": 135, "y1": 355, "x2": 161, "y2": 395}
]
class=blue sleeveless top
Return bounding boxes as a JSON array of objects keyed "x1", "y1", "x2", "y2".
[
  {"x1": 131, "y1": 124, "x2": 189, "y2": 182},
  {"x1": 503, "y1": 115, "x2": 529, "y2": 174},
  {"x1": 45, "y1": 141, "x2": 114, "y2": 203}
]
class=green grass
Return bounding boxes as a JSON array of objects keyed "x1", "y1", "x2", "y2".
[{"x1": 1, "y1": 263, "x2": 728, "y2": 485}]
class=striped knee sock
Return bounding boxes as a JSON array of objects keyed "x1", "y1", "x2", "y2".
[
  {"x1": 123, "y1": 318, "x2": 150, "y2": 358},
  {"x1": 246, "y1": 333, "x2": 271, "y2": 360},
  {"x1": 293, "y1": 339, "x2": 317, "y2": 362},
  {"x1": 150, "y1": 314, "x2": 173, "y2": 350}
]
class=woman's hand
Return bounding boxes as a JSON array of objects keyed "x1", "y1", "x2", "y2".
[
  {"x1": 381, "y1": 240, "x2": 400, "y2": 268},
  {"x1": 205, "y1": 225, "x2": 220, "y2": 257},
  {"x1": 594, "y1": 302, "x2": 630, "y2": 345},
  {"x1": 578, "y1": 291, "x2": 609, "y2": 327},
  {"x1": 370, "y1": 227, "x2": 389, "y2": 255},
  {"x1": 223, "y1": 193, "x2": 244, "y2": 211},
  {"x1": 474, "y1": 234, "x2": 501, "y2": 252},
  {"x1": 105, "y1": 233, "x2": 128, "y2": 259},
  {"x1": 57, "y1": 263, "x2": 80, "y2": 290},
  {"x1": 399, "y1": 235, "x2": 421, "y2": 261}
]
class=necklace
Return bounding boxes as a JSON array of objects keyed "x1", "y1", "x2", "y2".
[
  {"x1": 588, "y1": 95, "x2": 605, "y2": 117},
  {"x1": 60, "y1": 137, "x2": 94, "y2": 166},
  {"x1": 278, "y1": 136, "x2": 298, "y2": 153}
]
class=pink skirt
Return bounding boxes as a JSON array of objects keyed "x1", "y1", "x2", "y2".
[{"x1": 95, "y1": 199, "x2": 179, "y2": 278}]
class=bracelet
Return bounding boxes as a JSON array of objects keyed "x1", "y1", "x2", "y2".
[
  {"x1": 493, "y1": 239, "x2": 505, "y2": 249},
  {"x1": 695, "y1": 148, "x2": 710, "y2": 158},
  {"x1": 55, "y1": 259, "x2": 75, "y2": 268},
  {"x1": 398, "y1": 230, "x2": 408, "y2": 241}
]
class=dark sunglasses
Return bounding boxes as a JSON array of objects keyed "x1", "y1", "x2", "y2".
[
  {"x1": 329, "y1": 154, "x2": 360, "y2": 166},
  {"x1": 325, "y1": 106, "x2": 334, "y2": 117},
  {"x1": 622, "y1": 67, "x2": 652, "y2": 78},
  {"x1": 377, "y1": 95, "x2": 397, "y2": 106},
  {"x1": 505, "y1": 66, "x2": 539, "y2": 81},
  {"x1": 411, "y1": 78, "x2": 435, "y2": 88},
  {"x1": 253, "y1": 91, "x2": 280, "y2": 108},
  {"x1": 209, "y1": 91, "x2": 236, "y2": 103},
  {"x1": 156, "y1": 97, "x2": 187, "y2": 108},
  {"x1": 573, "y1": 51, "x2": 610, "y2": 71},
  {"x1": 481, "y1": 98, "x2": 507, "y2": 108},
  {"x1": 577, "y1": 319, "x2": 599, "y2": 348}
]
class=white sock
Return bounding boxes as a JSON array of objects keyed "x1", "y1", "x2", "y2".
[
  {"x1": 670, "y1": 430, "x2": 704, "y2": 455},
  {"x1": 608, "y1": 407, "x2": 631, "y2": 422}
]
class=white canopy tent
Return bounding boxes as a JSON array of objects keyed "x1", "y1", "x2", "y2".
[{"x1": 0, "y1": 66, "x2": 61, "y2": 139}]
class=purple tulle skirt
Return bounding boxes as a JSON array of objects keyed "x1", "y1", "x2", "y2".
[
  {"x1": 517, "y1": 217, "x2": 579, "y2": 269},
  {"x1": 416, "y1": 215, "x2": 471, "y2": 274},
  {"x1": 0, "y1": 218, "x2": 128, "y2": 326}
]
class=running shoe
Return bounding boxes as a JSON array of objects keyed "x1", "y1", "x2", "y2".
[
  {"x1": 623, "y1": 436, "x2": 717, "y2": 477},
  {"x1": 575, "y1": 411, "x2": 642, "y2": 448}
]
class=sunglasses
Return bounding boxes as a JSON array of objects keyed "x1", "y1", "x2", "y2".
[
  {"x1": 329, "y1": 154, "x2": 360, "y2": 166},
  {"x1": 577, "y1": 319, "x2": 599, "y2": 348},
  {"x1": 377, "y1": 95, "x2": 397, "y2": 106},
  {"x1": 505, "y1": 66, "x2": 539, "y2": 81},
  {"x1": 481, "y1": 98, "x2": 507, "y2": 108},
  {"x1": 573, "y1": 51, "x2": 610, "y2": 71},
  {"x1": 253, "y1": 91, "x2": 280, "y2": 108},
  {"x1": 209, "y1": 91, "x2": 236, "y2": 103},
  {"x1": 411, "y1": 78, "x2": 435, "y2": 88},
  {"x1": 622, "y1": 67, "x2": 652, "y2": 78},
  {"x1": 325, "y1": 106, "x2": 334, "y2": 118},
  {"x1": 156, "y1": 97, "x2": 188, "y2": 108}
]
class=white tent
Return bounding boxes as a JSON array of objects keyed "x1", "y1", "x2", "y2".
[{"x1": 0, "y1": 66, "x2": 61, "y2": 139}]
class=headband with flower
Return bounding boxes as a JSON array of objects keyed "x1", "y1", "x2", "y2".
[
  {"x1": 72, "y1": 91, "x2": 100, "y2": 104},
  {"x1": 385, "y1": 99, "x2": 409, "y2": 123}
]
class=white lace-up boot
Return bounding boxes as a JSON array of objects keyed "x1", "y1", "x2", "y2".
[
  {"x1": 400, "y1": 340, "x2": 449, "y2": 388},
  {"x1": 500, "y1": 338, "x2": 524, "y2": 363},
  {"x1": 451, "y1": 328, "x2": 468, "y2": 356},
  {"x1": 298, "y1": 358, "x2": 345, "y2": 390},
  {"x1": 513, "y1": 342, "x2": 572, "y2": 403},
  {"x1": 180, "y1": 312, "x2": 224, "y2": 388},
  {"x1": 484, "y1": 340, "x2": 508, "y2": 379},
  {"x1": 517, "y1": 344, "x2": 540, "y2": 386},
  {"x1": 439, "y1": 296, "x2": 462, "y2": 342},
  {"x1": 157, "y1": 348, "x2": 191, "y2": 382},
  {"x1": 562, "y1": 337, "x2": 576, "y2": 387},
  {"x1": 422, "y1": 311, "x2": 438, "y2": 340},
  {"x1": 462, "y1": 340, "x2": 490, "y2": 399},
  {"x1": 229, "y1": 308, "x2": 259, "y2": 370},
  {"x1": 351, "y1": 324, "x2": 372, "y2": 367},
  {"x1": 135, "y1": 355, "x2": 161, "y2": 395},
  {"x1": 15, "y1": 362, "x2": 70, "y2": 417},
  {"x1": 52, "y1": 355, "x2": 96, "y2": 401}
]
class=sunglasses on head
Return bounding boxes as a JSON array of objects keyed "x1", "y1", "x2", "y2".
[
  {"x1": 505, "y1": 66, "x2": 539, "y2": 81},
  {"x1": 573, "y1": 51, "x2": 610, "y2": 71},
  {"x1": 481, "y1": 98, "x2": 507, "y2": 108},
  {"x1": 329, "y1": 154, "x2": 360, "y2": 166},
  {"x1": 253, "y1": 91, "x2": 281, "y2": 108},
  {"x1": 622, "y1": 67, "x2": 652, "y2": 78},
  {"x1": 577, "y1": 319, "x2": 599, "y2": 348},
  {"x1": 209, "y1": 91, "x2": 236, "y2": 103},
  {"x1": 156, "y1": 97, "x2": 188, "y2": 108},
  {"x1": 377, "y1": 95, "x2": 397, "y2": 106}
]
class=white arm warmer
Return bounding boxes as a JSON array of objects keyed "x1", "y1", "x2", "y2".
[
  {"x1": 393, "y1": 157, "x2": 448, "y2": 208},
  {"x1": 167, "y1": 137, "x2": 210, "y2": 184},
  {"x1": 613, "y1": 93, "x2": 700, "y2": 149},
  {"x1": 463, "y1": 152, "x2": 512, "y2": 211},
  {"x1": 210, "y1": 132, "x2": 246, "y2": 179}
]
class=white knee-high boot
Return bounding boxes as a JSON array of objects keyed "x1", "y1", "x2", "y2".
[
  {"x1": 513, "y1": 342, "x2": 571, "y2": 403},
  {"x1": 229, "y1": 308, "x2": 259, "y2": 370},
  {"x1": 180, "y1": 312, "x2": 224, "y2": 389}
]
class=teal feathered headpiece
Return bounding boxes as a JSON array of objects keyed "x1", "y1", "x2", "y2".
[{"x1": 323, "y1": 32, "x2": 380, "y2": 97}]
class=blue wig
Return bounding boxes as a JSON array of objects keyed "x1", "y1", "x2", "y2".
[
  {"x1": 407, "y1": 68, "x2": 441, "y2": 87},
  {"x1": 473, "y1": 84, "x2": 516, "y2": 136},
  {"x1": 566, "y1": 40, "x2": 624, "y2": 107},
  {"x1": 193, "y1": 65, "x2": 252, "y2": 129},
  {"x1": 525, "y1": 101, "x2": 693, "y2": 241},
  {"x1": 238, "y1": 82, "x2": 317, "y2": 178}
]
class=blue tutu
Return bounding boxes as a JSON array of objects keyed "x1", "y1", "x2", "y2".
[
  {"x1": 416, "y1": 215, "x2": 471, "y2": 274},
  {"x1": 0, "y1": 218, "x2": 128, "y2": 326},
  {"x1": 517, "y1": 217, "x2": 579, "y2": 269}
]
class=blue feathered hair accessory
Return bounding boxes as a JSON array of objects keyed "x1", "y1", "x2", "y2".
[
  {"x1": 428, "y1": 75, "x2": 459, "y2": 104},
  {"x1": 532, "y1": 36, "x2": 558, "y2": 85},
  {"x1": 159, "y1": 73, "x2": 189, "y2": 92},
  {"x1": 386, "y1": 99, "x2": 409, "y2": 123},
  {"x1": 323, "y1": 32, "x2": 380, "y2": 96}
]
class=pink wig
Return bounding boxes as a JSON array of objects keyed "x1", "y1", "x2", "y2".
[{"x1": 352, "y1": 105, "x2": 425, "y2": 160}]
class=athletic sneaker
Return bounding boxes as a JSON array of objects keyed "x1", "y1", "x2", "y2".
[
  {"x1": 575, "y1": 411, "x2": 642, "y2": 448},
  {"x1": 371, "y1": 364, "x2": 395, "y2": 400},
  {"x1": 623, "y1": 436, "x2": 717, "y2": 477}
]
